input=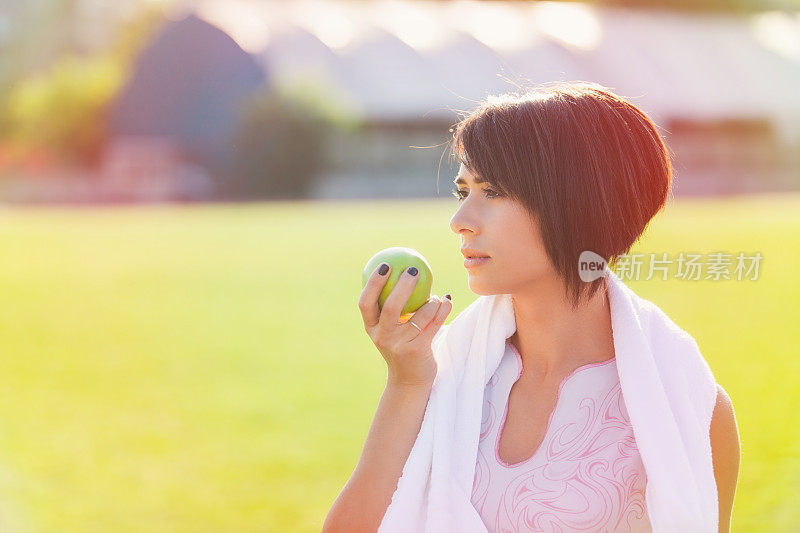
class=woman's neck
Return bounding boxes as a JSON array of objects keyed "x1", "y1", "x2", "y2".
[{"x1": 509, "y1": 278, "x2": 614, "y2": 384}]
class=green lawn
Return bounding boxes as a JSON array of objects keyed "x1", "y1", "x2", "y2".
[{"x1": 0, "y1": 194, "x2": 797, "y2": 532}]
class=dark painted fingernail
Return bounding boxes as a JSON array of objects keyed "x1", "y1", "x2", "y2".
[
  {"x1": 408, "y1": 267, "x2": 418, "y2": 276},
  {"x1": 378, "y1": 263, "x2": 389, "y2": 275},
  {"x1": 444, "y1": 294, "x2": 452, "y2": 301}
]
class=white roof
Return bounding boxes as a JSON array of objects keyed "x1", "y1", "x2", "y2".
[{"x1": 188, "y1": 0, "x2": 800, "y2": 141}]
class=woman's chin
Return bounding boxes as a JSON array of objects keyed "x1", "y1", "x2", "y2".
[{"x1": 467, "y1": 281, "x2": 503, "y2": 296}]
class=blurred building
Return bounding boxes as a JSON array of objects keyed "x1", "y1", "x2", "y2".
[
  {"x1": 106, "y1": 0, "x2": 800, "y2": 200},
  {"x1": 106, "y1": 13, "x2": 267, "y2": 200}
]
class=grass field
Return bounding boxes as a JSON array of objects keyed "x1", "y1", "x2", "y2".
[{"x1": 0, "y1": 193, "x2": 797, "y2": 532}]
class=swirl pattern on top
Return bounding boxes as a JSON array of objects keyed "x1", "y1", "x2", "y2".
[{"x1": 470, "y1": 339, "x2": 651, "y2": 533}]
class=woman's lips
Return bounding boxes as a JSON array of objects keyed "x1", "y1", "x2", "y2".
[{"x1": 464, "y1": 257, "x2": 491, "y2": 268}]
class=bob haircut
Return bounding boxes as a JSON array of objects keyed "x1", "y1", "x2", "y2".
[{"x1": 445, "y1": 81, "x2": 674, "y2": 309}]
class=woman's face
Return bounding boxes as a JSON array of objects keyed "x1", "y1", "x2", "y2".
[{"x1": 449, "y1": 163, "x2": 555, "y2": 295}]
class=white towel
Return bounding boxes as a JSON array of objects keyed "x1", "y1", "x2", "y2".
[{"x1": 378, "y1": 264, "x2": 719, "y2": 533}]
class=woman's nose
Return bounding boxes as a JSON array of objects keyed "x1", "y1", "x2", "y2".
[{"x1": 450, "y1": 208, "x2": 476, "y2": 236}]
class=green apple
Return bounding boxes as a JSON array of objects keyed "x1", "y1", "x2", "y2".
[{"x1": 361, "y1": 247, "x2": 433, "y2": 322}]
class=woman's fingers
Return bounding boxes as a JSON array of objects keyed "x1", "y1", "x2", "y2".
[
  {"x1": 407, "y1": 295, "x2": 453, "y2": 348},
  {"x1": 378, "y1": 267, "x2": 421, "y2": 328},
  {"x1": 358, "y1": 262, "x2": 391, "y2": 331},
  {"x1": 400, "y1": 296, "x2": 442, "y2": 341}
]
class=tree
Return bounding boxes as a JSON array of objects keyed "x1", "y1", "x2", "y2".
[{"x1": 225, "y1": 81, "x2": 360, "y2": 200}]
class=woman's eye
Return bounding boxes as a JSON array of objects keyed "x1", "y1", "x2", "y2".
[{"x1": 451, "y1": 187, "x2": 501, "y2": 202}]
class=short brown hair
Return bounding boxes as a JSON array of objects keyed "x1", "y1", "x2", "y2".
[{"x1": 445, "y1": 81, "x2": 674, "y2": 308}]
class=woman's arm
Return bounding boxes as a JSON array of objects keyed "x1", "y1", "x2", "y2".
[
  {"x1": 710, "y1": 384, "x2": 741, "y2": 533},
  {"x1": 322, "y1": 380, "x2": 434, "y2": 533}
]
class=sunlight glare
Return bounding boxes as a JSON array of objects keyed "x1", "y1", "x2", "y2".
[
  {"x1": 752, "y1": 11, "x2": 800, "y2": 61},
  {"x1": 531, "y1": 2, "x2": 602, "y2": 51},
  {"x1": 447, "y1": 0, "x2": 540, "y2": 52},
  {"x1": 290, "y1": 1, "x2": 357, "y2": 50},
  {"x1": 373, "y1": 1, "x2": 451, "y2": 51}
]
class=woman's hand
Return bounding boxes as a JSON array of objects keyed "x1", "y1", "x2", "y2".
[{"x1": 358, "y1": 262, "x2": 452, "y2": 387}]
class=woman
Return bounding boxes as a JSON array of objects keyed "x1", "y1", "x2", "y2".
[{"x1": 323, "y1": 82, "x2": 740, "y2": 532}]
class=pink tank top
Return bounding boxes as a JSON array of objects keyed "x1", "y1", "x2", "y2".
[{"x1": 470, "y1": 339, "x2": 651, "y2": 532}]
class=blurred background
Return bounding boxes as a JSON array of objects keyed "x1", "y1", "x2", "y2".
[
  {"x1": 0, "y1": 0, "x2": 798, "y2": 532},
  {"x1": 2, "y1": 0, "x2": 800, "y2": 202}
]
